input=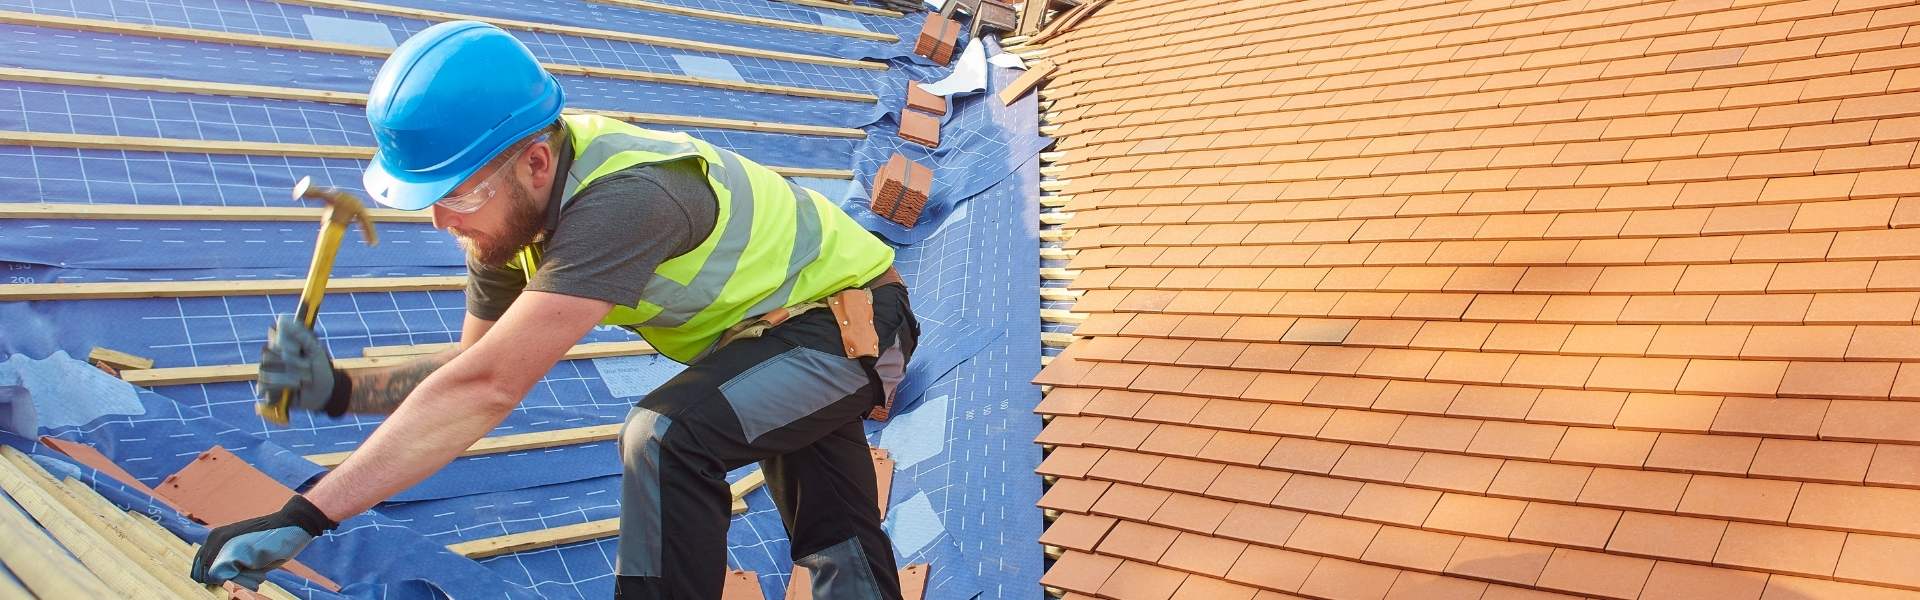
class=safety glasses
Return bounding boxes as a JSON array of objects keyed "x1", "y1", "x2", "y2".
[{"x1": 435, "y1": 134, "x2": 549, "y2": 214}]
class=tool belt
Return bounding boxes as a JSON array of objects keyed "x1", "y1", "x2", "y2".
[{"x1": 713, "y1": 267, "x2": 915, "y2": 420}]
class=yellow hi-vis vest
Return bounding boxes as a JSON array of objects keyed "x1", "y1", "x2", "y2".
[{"x1": 515, "y1": 114, "x2": 894, "y2": 362}]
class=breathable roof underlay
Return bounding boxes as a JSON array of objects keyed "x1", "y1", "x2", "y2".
[{"x1": 0, "y1": 0, "x2": 1051, "y2": 597}]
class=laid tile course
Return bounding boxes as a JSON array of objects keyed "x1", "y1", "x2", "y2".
[{"x1": 1031, "y1": 0, "x2": 1920, "y2": 597}]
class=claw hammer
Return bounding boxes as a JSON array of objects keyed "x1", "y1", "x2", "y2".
[{"x1": 259, "y1": 177, "x2": 379, "y2": 425}]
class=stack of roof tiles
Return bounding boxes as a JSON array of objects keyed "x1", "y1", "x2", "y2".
[
  {"x1": 1029, "y1": 0, "x2": 1920, "y2": 598},
  {"x1": 916, "y1": 13, "x2": 961, "y2": 65},
  {"x1": 872, "y1": 153, "x2": 934, "y2": 228}
]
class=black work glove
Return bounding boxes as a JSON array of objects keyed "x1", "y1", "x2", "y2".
[
  {"x1": 258, "y1": 315, "x2": 351, "y2": 417},
  {"x1": 189, "y1": 495, "x2": 338, "y2": 590}
]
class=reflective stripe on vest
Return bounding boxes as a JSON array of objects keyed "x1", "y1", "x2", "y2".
[{"x1": 515, "y1": 114, "x2": 892, "y2": 362}]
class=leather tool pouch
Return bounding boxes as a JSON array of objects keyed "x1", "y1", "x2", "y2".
[{"x1": 827, "y1": 289, "x2": 881, "y2": 359}]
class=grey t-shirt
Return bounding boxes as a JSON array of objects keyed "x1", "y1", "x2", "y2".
[{"x1": 465, "y1": 158, "x2": 719, "y2": 320}]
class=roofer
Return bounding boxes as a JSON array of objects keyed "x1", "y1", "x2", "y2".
[{"x1": 189, "y1": 21, "x2": 917, "y2": 599}]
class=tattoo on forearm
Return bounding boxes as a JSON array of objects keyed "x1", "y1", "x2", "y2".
[{"x1": 346, "y1": 350, "x2": 460, "y2": 414}]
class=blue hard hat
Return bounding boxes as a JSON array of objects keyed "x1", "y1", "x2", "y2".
[{"x1": 362, "y1": 21, "x2": 565, "y2": 211}]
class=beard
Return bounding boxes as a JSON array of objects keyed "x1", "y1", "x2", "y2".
[{"x1": 456, "y1": 179, "x2": 547, "y2": 267}]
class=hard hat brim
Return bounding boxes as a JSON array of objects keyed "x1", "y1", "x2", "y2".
[{"x1": 361, "y1": 152, "x2": 474, "y2": 211}]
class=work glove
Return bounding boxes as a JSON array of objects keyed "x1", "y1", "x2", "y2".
[
  {"x1": 189, "y1": 495, "x2": 338, "y2": 590},
  {"x1": 258, "y1": 315, "x2": 347, "y2": 416}
]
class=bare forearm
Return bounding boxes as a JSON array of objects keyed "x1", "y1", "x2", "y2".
[
  {"x1": 304, "y1": 292, "x2": 607, "y2": 524},
  {"x1": 304, "y1": 376, "x2": 516, "y2": 521},
  {"x1": 343, "y1": 349, "x2": 461, "y2": 414}
]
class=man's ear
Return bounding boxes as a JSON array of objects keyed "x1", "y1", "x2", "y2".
[{"x1": 522, "y1": 138, "x2": 558, "y2": 191}]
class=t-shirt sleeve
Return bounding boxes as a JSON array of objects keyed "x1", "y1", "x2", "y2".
[
  {"x1": 465, "y1": 253, "x2": 527, "y2": 322},
  {"x1": 525, "y1": 160, "x2": 715, "y2": 308}
]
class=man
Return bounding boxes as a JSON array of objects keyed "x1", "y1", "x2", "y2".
[{"x1": 189, "y1": 21, "x2": 917, "y2": 599}]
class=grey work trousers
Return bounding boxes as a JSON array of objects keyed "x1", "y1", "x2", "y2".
[{"x1": 614, "y1": 283, "x2": 916, "y2": 600}]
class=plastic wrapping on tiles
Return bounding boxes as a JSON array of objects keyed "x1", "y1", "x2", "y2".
[{"x1": 916, "y1": 38, "x2": 989, "y2": 97}]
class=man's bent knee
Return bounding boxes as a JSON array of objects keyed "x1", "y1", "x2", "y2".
[
  {"x1": 616, "y1": 406, "x2": 674, "y2": 578},
  {"x1": 621, "y1": 405, "x2": 673, "y2": 469}
]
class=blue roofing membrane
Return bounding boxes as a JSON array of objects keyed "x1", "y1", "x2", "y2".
[{"x1": 0, "y1": 0, "x2": 1048, "y2": 597}]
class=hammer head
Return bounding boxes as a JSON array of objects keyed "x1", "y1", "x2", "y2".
[{"x1": 292, "y1": 176, "x2": 379, "y2": 246}]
